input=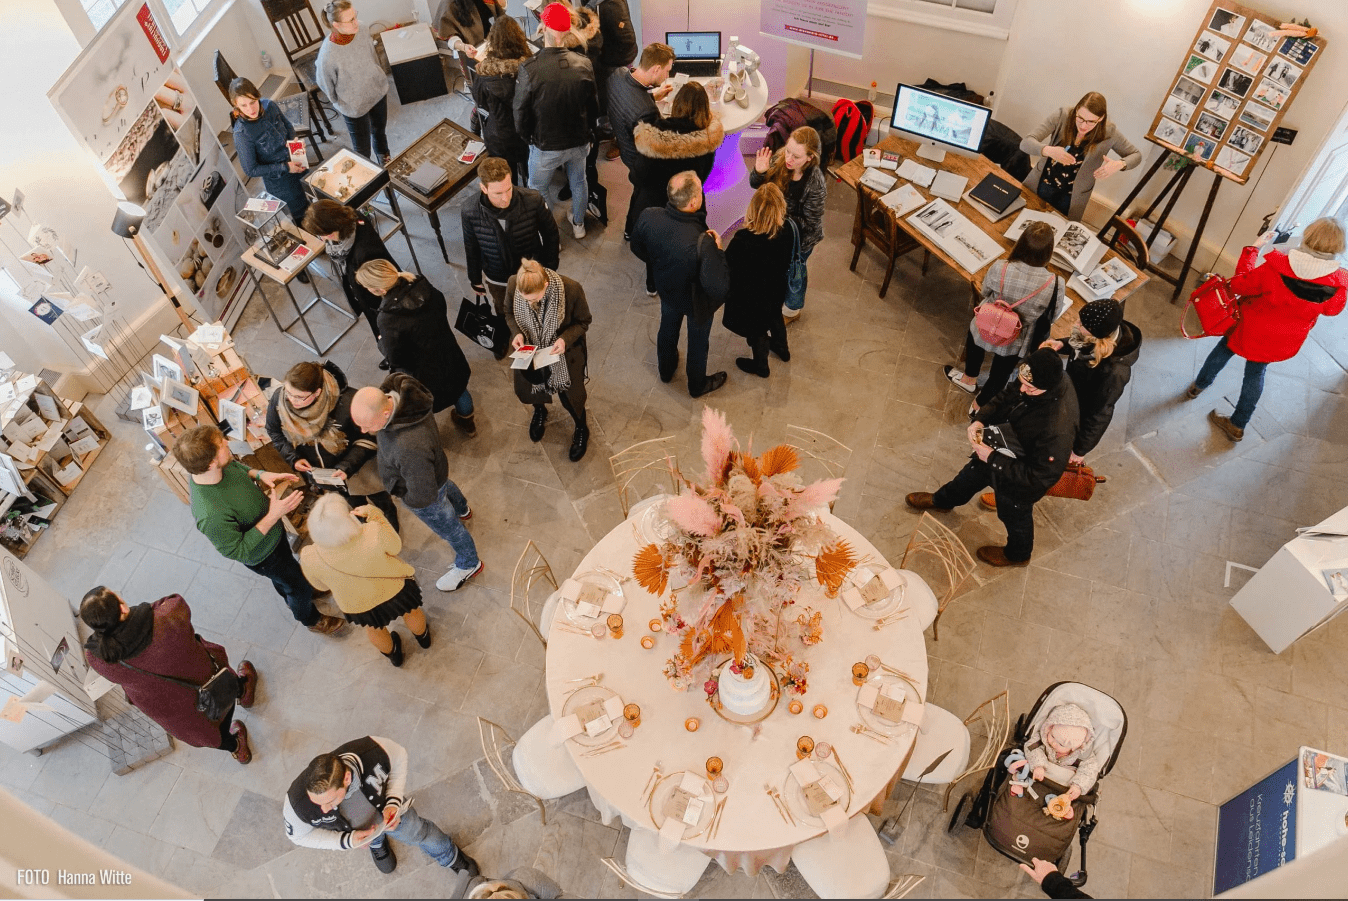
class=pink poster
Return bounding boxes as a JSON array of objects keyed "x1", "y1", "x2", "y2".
[{"x1": 759, "y1": 0, "x2": 867, "y2": 59}]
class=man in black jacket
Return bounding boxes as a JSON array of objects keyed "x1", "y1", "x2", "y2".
[
  {"x1": 609, "y1": 42, "x2": 675, "y2": 243},
  {"x1": 631, "y1": 171, "x2": 730, "y2": 398},
  {"x1": 907, "y1": 349, "x2": 1078, "y2": 566},
  {"x1": 461, "y1": 156, "x2": 560, "y2": 315},
  {"x1": 587, "y1": 0, "x2": 638, "y2": 120},
  {"x1": 514, "y1": 2, "x2": 598, "y2": 241}
]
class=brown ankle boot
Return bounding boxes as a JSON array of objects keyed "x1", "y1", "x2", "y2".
[
  {"x1": 450, "y1": 409, "x2": 477, "y2": 437},
  {"x1": 976, "y1": 545, "x2": 1030, "y2": 567},
  {"x1": 905, "y1": 492, "x2": 952, "y2": 511},
  {"x1": 237, "y1": 661, "x2": 258, "y2": 708},
  {"x1": 230, "y1": 721, "x2": 252, "y2": 764}
]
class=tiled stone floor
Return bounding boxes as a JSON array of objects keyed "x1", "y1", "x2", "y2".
[{"x1": 5, "y1": 83, "x2": 1348, "y2": 899}]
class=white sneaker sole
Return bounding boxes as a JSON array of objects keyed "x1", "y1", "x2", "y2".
[{"x1": 436, "y1": 561, "x2": 484, "y2": 591}]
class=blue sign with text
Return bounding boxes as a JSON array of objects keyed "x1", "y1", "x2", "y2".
[{"x1": 1214, "y1": 758, "x2": 1298, "y2": 894}]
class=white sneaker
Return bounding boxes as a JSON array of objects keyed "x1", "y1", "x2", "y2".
[
  {"x1": 436, "y1": 560, "x2": 484, "y2": 591},
  {"x1": 572, "y1": 221, "x2": 586, "y2": 240}
]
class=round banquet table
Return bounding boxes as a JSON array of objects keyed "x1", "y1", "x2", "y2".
[{"x1": 543, "y1": 510, "x2": 929, "y2": 876}]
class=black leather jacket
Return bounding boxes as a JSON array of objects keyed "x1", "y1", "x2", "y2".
[{"x1": 513, "y1": 47, "x2": 598, "y2": 151}]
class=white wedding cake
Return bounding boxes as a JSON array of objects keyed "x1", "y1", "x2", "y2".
[{"x1": 718, "y1": 655, "x2": 771, "y2": 717}]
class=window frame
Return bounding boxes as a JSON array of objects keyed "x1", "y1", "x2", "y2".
[{"x1": 867, "y1": 0, "x2": 1019, "y2": 41}]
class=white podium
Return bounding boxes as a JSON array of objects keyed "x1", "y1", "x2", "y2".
[{"x1": 1230, "y1": 507, "x2": 1348, "y2": 654}]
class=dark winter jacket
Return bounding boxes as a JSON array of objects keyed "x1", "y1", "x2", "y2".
[
  {"x1": 631, "y1": 203, "x2": 730, "y2": 322},
  {"x1": 975, "y1": 375, "x2": 1078, "y2": 504},
  {"x1": 572, "y1": 7, "x2": 604, "y2": 77},
  {"x1": 1040, "y1": 872, "x2": 1092, "y2": 899},
  {"x1": 376, "y1": 276, "x2": 471, "y2": 413},
  {"x1": 265, "y1": 364, "x2": 378, "y2": 476},
  {"x1": 514, "y1": 46, "x2": 598, "y2": 151},
  {"x1": 375, "y1": 372, "x2": 448, "y2": 509},
  {"x1": 501, "y1": 272, "x2": 592, "y2": 407},
  {"x1": 84, "y1": 595, "x2": 232, "y2": 749},
  {"x1": 471, "y1": 55, "x2": 530, "y2": 164},
  {"x1": 1226, "y1": 246, "x2": 1348, "y2": 363},
  {"x1": 586, "y1": 0, "x2": 637, "y2": 68},
  {"x1": 722, "y1": 226, "x2": 793, "y2": 338},
  {"x1": 232, "y1": 99, "x2": 307, "y2": 219},
  {"x1": 282, "y1": 735, "x2": 409, "y2": 850},
  {"x1": 433, "y1": 0, "x2": 505, "y2": 50},
  {"x1": 336, "y1": 218, "x2": 394, "y2": 319},
  {"x1": 633, "y1": 114, "x2": 725, "y2": 198},
  {"x1": 608, "y1": 68, "x2": 660, "y2": 176},
  {"x1": 461, "y1": 184, "x2": 560, "y2": 287},
  {"x1": 749, "y1": 165, "x2": 827, "y2": 255},
  {"x1": 1059, "y1": 320, "x2": 1142, "y2": 457}
]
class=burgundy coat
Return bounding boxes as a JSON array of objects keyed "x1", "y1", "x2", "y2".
[
  {"x1": 1227, "y1": 247, "x2": 1348, "y2": 363},
  {"x1": 85, "y1": 595, "x2": 232, "y2": 748}
]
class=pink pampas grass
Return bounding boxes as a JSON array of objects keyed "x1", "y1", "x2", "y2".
[{"x1": 666, "y1": 493, "x2": 722, "y2": 536}]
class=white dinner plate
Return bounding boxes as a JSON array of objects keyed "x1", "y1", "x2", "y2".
[
  {"x1": 648, "y1": 771, "x2": 715, "y2": 839},
  {"x1": 783, "y1": 759, "x2": 851, "y2": 826},
  {"x1": 560, "y1": 684, "x2": 621, "y2": 746},
  {"x1": 856, "y1": 671, "x2": 920, "y2": 737},
  {"x1": 637, "y1": 498, "x2": 679, "y2": 544},
  {"x1": 562, "y1": 571, "x2": 625, "y2": 626}
]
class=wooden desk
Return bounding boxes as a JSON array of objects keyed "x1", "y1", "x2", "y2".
[
  {"x1": 387, "y1": 118, "x2": 485, "y2": 263},
  {"x1": 836, "y1": 135, "x2": 1148, "y2": 320}
]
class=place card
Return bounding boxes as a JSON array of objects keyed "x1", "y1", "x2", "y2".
[
  {"x1": 682, "y1": 795, "x2": 706, "y2": 826},
  {"x1": 859, "y1": 574, "x2": 889, "y2": 605},
  {"x1": 576, "y1": 583, "x2": 606, "y2": 618},
  {"x1": 584, "y1": 713, "x2": 612, "y2": 736}
]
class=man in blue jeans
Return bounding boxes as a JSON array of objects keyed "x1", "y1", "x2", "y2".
[
  {"x1": 351, "y1": 374, "x2": 483, "y2": 591},
  {"x1": 283, "y1": 735, "x2": 479, "y2": 878}
]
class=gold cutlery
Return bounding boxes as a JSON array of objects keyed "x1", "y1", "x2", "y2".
[
  {"x1": 581, "y1": 740, "x2": 622, "y2": 757},
  {"x1": 563, "y1": 672, "x2": 604, "y2": 684},
  {"x1": 557, "y1": 623, "x2": 598, "y2": 638},
  {"x1": 851, "y1": 723, "x2": 892, "y2": 744},
  {"x1": 762, "y1": 784, "x2": 791, "y2": 824},
  {"x1": 770, "y1": 786, "x2": 796, "y2": 825},
  {"x1": 709, "y1": 798, "x2": 727, "y2": 838},
  {"x1": 641, "y1": 765, "x2": 662, "y2": 804},
  {"x1": 831, "y1": 745, "x2": 855, "y2": 795}
]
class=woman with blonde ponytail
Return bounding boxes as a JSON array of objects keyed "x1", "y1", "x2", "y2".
[{"x1": 356, "y1": 260, "x2": 476, "y2": 434}]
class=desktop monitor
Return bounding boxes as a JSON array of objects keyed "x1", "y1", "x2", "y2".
[
  {"x1": 891, "y1": 83, "x2": 991, "y2": 163},
  {"x1": 666, "y1": 31, "x2": 721, "y2": 61}
]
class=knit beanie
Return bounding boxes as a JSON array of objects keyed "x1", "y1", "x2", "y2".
[
  {"x1": 1078, "y1": 299, "x2": 1123, "y2": 339},
  {"x1": 1021, "y1": 347, "x2": 1064, "y2": 391},
  {"x1": 540, "y1": 2, "x2": 572, "y2": 32}
]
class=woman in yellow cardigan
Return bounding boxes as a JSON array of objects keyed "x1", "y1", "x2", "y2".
[{"x1": 301, "y1": 493, "x2": 430, "y2": 666}]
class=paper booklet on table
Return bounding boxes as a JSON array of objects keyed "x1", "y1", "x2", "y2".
[
  {"x1": 896, "y1": 159, "x2": 937, "y2": 188},
  {"x1": 551, "y1": 694, "x2": 624, "y2": 741},
  {"x1": 558, "y1": 578, "x2": 624, "y2": 618},
  {"x1": 858, "y1": 680, "x2": 907, "y2": 721},
  {"x1": 1052, "y1": 222, "x2": 1108, "y2": 275},
  {"x1": 842, "y1": 567, "x2": 904, "y2": 611},
  {"x1": 859, "y1": 167, "x2": 898, "y2": 193},
  {"x1": 929, "y1": 171, "x2": 968, "y2": 203},
  {"x1": 880, "y1": 184, "x2": 927, "y2": 217},
  {"x1": 1005, "y1": 208, "x2": 1068, "y2": 243},
  {"x1": 907, "y1": 198, "x2": 1005, "y2": 274},
  {"x1": 1069, "y1": 257, "x2": 1138, "y2": 301}
]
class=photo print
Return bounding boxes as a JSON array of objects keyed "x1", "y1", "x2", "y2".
[
  {"x1": 1252, "y1": 79, "x2": 1290, "y2": 110},
  {"x1": 1244, "y1": 20, "x2": 1278, "y2": 52},
  {"x1": 1278, "y1": 36, "x2": 1318, "y2": 66},
  {"x1": 1217, "y1": 68, "x2": 1254, "y2": 97},
  {"x1": 1204, "y1": 90, "x2": 1240, "y2": 116},
  {"x1": 1185, "y1": 55, "x2": 1219, "y2": 83},
  {"x1": 142, "y1": 405, "x2": 164, "y2": 431},
  {"x1": 1208, "y1": 8, "x2": 1246, "y2": 38},
  {"x1": 1228, "y1": 45, "x2": 1267, "y2": 76},
  {"x1": 1193, "y1": 111, "x2": 1230, "y2": 141},
  {"x1": 175, "y1": 107, "x2": 203, "y2": 166},
  {"x1": 1171, "y1": 75, "x2": 1206, "y2": 106},
  {"x1": 1215, "y1": 145, "x2": 1251, "y2": 177},
  {"x1": 28, "y1": 297, "x2": 63, "y2": 324},
  {"x1": 1194, "y1": 31, "x2": 1231, "y2": 62},
  {"x1": 1164, "y1": 96, "x2": 1197, "y2": 125},
  {"x1": 1184, "y1": 133, "x2": 1218, "y2": 161},
  {"x1": 1153, "y1": 117, "x2": 1187, "y2": 147},
  {"x1": 1228, "y1": 126, "x2": 1263, "y2": 154},
  {"x1": 153, "y1": 70, "x2": 197, "y2": 132},
  {"x1": 105, "y1": 103, "x2": 179, "y2": 207},
  {"x1": 1265, "y1": 57, "x2": 1301, "y2": 88},
  {"x1": 1239, "y1": 104, "x2": 1275, "y2": 132}
]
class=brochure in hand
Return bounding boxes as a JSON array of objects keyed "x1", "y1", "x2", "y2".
[{"x1": 510, "y1": 345, "x2": 562, "y2": 370}]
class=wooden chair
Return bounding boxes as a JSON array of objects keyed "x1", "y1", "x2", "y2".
[
  {"x1": 511, "y1": 540, "x2": 559, "y2": 646},
  {"x1": 259, "y1": 0, "x2": 335, "y2": 138},
  {"x1": 1100, "y1": 215, "x2": 1150, "y2": 271},
  {"x1": 785, "y1": 424, "x2": 851, "y2": 511},
  {"x1": 476, "y1": 717, "x2": 548, "y2": 824},
  {"x1": 900, "y1": 512, "x2": 977, "y2": 640},
  {"x1": 609, "y1": 436, "x2": 680, "y2": 518},
  {"x1": 883, "y1": 875, "x2": 927, "y2": 899},
  {"x1": 600, "y1": 858, "x2": 688, "y2": 899},
  {"x1": 849, "y1": 182, "x2": 930, "y2": 298}
]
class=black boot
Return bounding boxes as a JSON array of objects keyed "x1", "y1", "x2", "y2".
[
  {"x1": 412, "y1": 623, "x2": 432, "y2": 649},
  {"x1": 690, "y1": 371, "x2": 728, "y2": 398},
  {"x1": 382, "y1": 631, "x2": 404, "y2": 667},
  {"x1": 529, "y1": 405, "x2": 547, "y2": 442},
  {"x1": 737, "y1": 337, "x2": 770, "y2": 377}
]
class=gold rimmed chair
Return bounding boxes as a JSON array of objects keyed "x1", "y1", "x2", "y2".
[
  {"x1": 600, "y1": 856, "x2": 689, "y2": 899},
  {"x1": 900, "y1": 690, "x2": 1012, "y2": 813},
  {"x1": 477, "y1": 716, "x2": 584, "y2": 826},
  {"x1": 609, "y1": 436, "x2": 680, "y2": 519},
  {"x1": 511, "y1": 540, "x2": 560, "y2": 646},
  {"x1": 601, "y1": 826, "x2": 710, "y2": 898},
  {"x1": 899, "y1": 512, "x2": 977, "y2": 640},
  {"x1": 785, "y1": 425, "x2": 852, "y2": 512},
  {"x1": 883, "y1": 874, "x2": 927, "y2": 898}
]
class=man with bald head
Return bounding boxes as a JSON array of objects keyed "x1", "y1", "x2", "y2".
[
  {"x1": 351, "y1": 374, "x2": 482, "y2": 592},
  {"x1": 630, "y1": 170, "x2": 730, "y2": 397}
]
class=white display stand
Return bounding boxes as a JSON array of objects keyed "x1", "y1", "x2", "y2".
[
  {"x1": 659, "y1": 74, "x2": 770, "y2": 135},
  {"x1": 1230, "y1": 507, "x2": 1348, "y2": 653}
]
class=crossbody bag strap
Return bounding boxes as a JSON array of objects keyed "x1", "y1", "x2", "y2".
[
  {"x1": 118, "y1": 658, "x2": 207, "y2": 691},
  {"x1": 1002, "y1": 272, "x2": 1055, "y2": 310}
]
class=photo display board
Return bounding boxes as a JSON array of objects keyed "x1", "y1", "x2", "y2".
[
  {"x1": 1147, "y1": 0, "x2": 1326, "y2": 184},
  {"x1": 47, "y1": 2, "x2": 254, "y2": 328}
]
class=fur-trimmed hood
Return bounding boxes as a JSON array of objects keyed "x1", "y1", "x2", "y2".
[
  {"x1": 633, "y1": 115, "x2": 725, "y2": 159},
  {"x1": 475, "y1": 55, "x2": 525, "y2": 77},
  {"x1": 575, "y1": 7, "x2": 601, "y2": 42}
]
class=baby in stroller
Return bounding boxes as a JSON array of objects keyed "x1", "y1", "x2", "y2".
[{"x1": 1009, "y1": 703, "x2": 1103, "y2": 807}]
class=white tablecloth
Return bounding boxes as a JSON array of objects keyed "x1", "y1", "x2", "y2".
[
  {"x1": 544, "y1": 513, "x2": 928, "y2": 875},
  {"x1": 657, "y1": 74, "x2": 770, "y2": 134}
]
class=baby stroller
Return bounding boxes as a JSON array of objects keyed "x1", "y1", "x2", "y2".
[{"x1": 947, "y1": 682, "x2": 1127, "y2": 889}]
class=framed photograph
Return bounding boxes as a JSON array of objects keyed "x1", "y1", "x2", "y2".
[
  {"x1": 1184, "y1": 133, "x2": 1218, "y2": 161},
  {"x1": 1193, "y1": 111, "x2": 1230, "y2": 141},
  {"x1": 1184, "y1": 55, "x2": 1219, "y2": 83},
  {"x1": 1239, "y1": 104, "x2": 1275, "y2": 132},
  {"x1": 1228, "y1": 45, "x2": 1268, "y2": 76},
  {"x1": 1215, "y1": 146, "x2": 1252, "y2": 177},
  {"x1": 1204, "y1": 90, "x2": 1240, "y2": 116},
  {"x1": 1153, "y1": 118, "x2": 1188, "y2": 148},
  {"x1": 151, "y1": 353, "x2": 183, "y2": 386},
  {"x1": 1217, "y1": 67, "x2": 1254, "y2": 97},
  {"x1": 1163, "y1": 96, "x2": 1197, "y2": 126},
  {"x1": 1228, "y1": 126, "x2": 1264, "y2": 154},
  {"x1": 129, "y1": 385, "x2": 155, "y2": 411},
  {"x1": 1251, "y1": 79, "x2": 1290, "y2": 111},
  {"x1": 1207, "y1": 7, "x2": 1245, "y2": 38},
  {"x1": 140, "y1": 370, "x2": 162, "y2": 394},
  {"x1": 1278, "y1": 35, "x2": 1318, "y2": 66},
  {"x1": 1171, "y1": 76, "x2": 1206, "y2": 106},
  {"x1": 1265, "y1": 57, "x2": 1301, "y2": 89},
  {"x1": 1244, "y1": 20, "x2": 1278, "y2": 52},
  {"x1": 159, "y1": 377, "x2": 199, "y2": 416},
  {"x1": 142, "y1": 405, "x2": 165, "y2": 431},
  {"x1": 1194, "y1": 31, "x2": 1231, "y2": 62},
  {"x1": 219, "y1": 399, "x2": 247, "y2": 440},
  {"x1": 28, "y1": 297, "x2": 63, "y2": 325}
]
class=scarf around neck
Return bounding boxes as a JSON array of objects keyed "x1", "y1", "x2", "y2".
[
  {"x1": 279, "y1": 369, "x2": 348, "y2": 456},
  {"x1": 85, "y1": 601, "x2": 155, "y2": 663},
  {"x1": 512, "y1": 269, "x2": 571, "y2": 396},
  {"x1": 325, "y1": 228, "x2": 359, "y2": 266},
  {"x1": 329, "y1": 30, "x2": 356, "y2": 45}
]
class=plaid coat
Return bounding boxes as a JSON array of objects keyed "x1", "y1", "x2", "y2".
[{"x1": 970, "y1": 260, "x2": 1065, "y2": 357}]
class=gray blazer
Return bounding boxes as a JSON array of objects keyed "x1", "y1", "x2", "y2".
[{"x1": 1020, "y1": 108, "x2": 1141, "y2": 221}]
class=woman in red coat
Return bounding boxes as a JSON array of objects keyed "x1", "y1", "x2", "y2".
[
  {"x1": 1187, "y1": 217, "x2": 1348, "y2": 441},
  {"x1": 81, "y1": 587, "x2": 258, "y2": 763}
]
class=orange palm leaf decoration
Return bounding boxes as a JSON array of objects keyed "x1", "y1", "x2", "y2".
[
  {"x1": 759, "y1": 445, "x2": 799, "y2": 477},
  {"x1": 682, "y1": 595, "x2": 748, "y2": 667},
  {"x1": 740, "y1": 452, "x2": 762, "y2": 484},
  {"x1": 632, "y1": 544, "x2": 671, "y2": 596},
  {"x1": 815, "y1": 539, "x2": 858, "y2": 598}
]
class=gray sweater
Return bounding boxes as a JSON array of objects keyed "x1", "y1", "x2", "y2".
[
  {"x1": 1020, "y1": 107, "x2": 1141, "y2": 222},
  {"x1": 315, "y1": 31, "x2": 388, "y2": 119}
]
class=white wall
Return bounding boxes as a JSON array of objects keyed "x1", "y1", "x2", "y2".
[{"x1": 993, "y1": 0, "x2": 1348, "y2": 272}]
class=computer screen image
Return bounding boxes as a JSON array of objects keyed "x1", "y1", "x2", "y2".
[
  {"x1": 891, "y1": 84, "x2": 991, "y2": 161},
  {"x1": 666, "y1": 31, "x2": 721, "y2": 60}
]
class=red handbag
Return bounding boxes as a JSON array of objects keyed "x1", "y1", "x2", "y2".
[
  {"x1": 1182, "y1": 275, "x2": 1242, "y2": 338},
  {"x1": 1045, "y1": 463, "x2": 1106, "y2": 501}
]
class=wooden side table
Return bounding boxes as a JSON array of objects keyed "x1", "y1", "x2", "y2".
[
  {"x1": 241, "y1": 223, "x2": 359, "y2": 355},
  {"x1": 387, "y1": 118, "x2": 484, "y2": 263}
]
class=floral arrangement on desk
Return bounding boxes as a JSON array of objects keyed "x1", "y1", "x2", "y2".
[{"x1": 631, "y1": 408, "x2": 861, "y2": 696}]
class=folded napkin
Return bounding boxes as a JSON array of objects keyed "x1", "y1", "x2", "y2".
[
  {"x1": 789, "y1": 759, "x2": 821, "y2": 785},
  {"x1": 903, "y1": 700, "x2": 926, "y2": 729},
  {"x1": 551, "y1": 695, "x2": 625, "y2": 742},
  {"x1": 822, "y1": 805, "x2": 849, "y2": 836},
  {"x1": 658, "y1": 816, "x2": 685, "y2": 851}
]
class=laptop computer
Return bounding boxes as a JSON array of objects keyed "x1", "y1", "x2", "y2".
[{"x1": 666, "y1": 31, "x2": 721, "y2": 78}]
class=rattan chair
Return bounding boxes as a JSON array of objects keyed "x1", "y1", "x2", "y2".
[
  {"x1": 786, "y1": 425, "x2": 851, "y2": 511},
  {"x1": 883, "y1": 874, "x2": 927, "y2": 898},
  {"x1": 900, "y1": 512, "x2": 977, "y2": 640},
  {"x1": 477, "y1": 717, "x2": 547, "y2": 824},
  {"x1": 511, "y1": 540, "x2": 559, "y2": 646},
  {"x1": 609, "y1": 436, "x2": 680, "y2": 518},
  {"x1": 600, "y1": 857, "x2": 688, "y2": 899}
]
